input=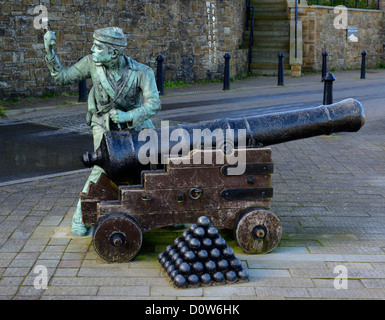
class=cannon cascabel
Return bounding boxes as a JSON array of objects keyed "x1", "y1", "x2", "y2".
[{"x1": 82, "y1": 98, "x2": 365, "y2": 183}]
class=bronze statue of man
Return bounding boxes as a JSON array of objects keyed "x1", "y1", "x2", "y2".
[{"x1": 43, "y1": 27, "x2": 161, "y2": 236}]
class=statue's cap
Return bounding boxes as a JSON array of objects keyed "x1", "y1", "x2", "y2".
[{"x1": 93, "y1": 27, "x2": 127, "y2": 47}]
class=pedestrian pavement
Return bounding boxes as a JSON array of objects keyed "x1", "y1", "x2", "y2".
[{"x1": 1, "y1": 70, "x2": 385, "y2": 301}]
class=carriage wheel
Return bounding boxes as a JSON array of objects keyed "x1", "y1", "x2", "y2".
[
  {"x1": 93, "y1": 212, "x2": 142, "y2": 263},
  {"x1": 234, "y1": 207, "x2": 282, "y2": 254}
]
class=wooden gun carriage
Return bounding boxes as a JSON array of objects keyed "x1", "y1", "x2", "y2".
[{"x1": 80, "y1": 98, "x2": 365, "y2": 263}]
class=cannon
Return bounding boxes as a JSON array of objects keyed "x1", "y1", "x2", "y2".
[{"x1": 81, "y1": 98, "x2": 365, "y2": 263}]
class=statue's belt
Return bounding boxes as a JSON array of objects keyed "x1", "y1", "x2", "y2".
[{"x1": 94, "y1": 103, "x2": 139, "y2": 115}]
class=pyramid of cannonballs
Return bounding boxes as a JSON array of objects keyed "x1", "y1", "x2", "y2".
[{"x1": 158, "y1": 216, "x2": 249, "y2": 288}]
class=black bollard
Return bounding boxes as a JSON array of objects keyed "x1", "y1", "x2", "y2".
[
  {"x1": 78, "y1": 79, "x2": 87, "y2": 102},
  {"x1": 77, "y1": 57, "x2": 87, "y2": 102},
  {"x1": 323, "y1": 72, "x2": 336, "y2": 105},
  {"x1": 156, "y1": 55, "x2": 165, "y2": 96},
  {"x1": 277, "y1": 52, "x2": 284, "y2": 86},
  {"x1": 321, "y1": 51, "x2": 328, "y2": 81},
  {"x1": 223, "y1": 53, "x2": 231, "y2": 91},
  {"x1": 360, "y1": 50, "x2": 367, "y2": 80}
]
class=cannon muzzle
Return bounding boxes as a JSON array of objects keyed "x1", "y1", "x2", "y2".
[{"x1": 82, "y1": 98, "x2": 365, "y2": 183}]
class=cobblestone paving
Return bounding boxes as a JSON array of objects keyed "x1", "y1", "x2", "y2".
[{"x1": 1, "y1": 112, "x2": 385, "y2": 300}]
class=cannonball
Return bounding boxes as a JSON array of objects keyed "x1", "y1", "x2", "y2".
[
  {"x1": 184, "y1": 234, "x2": 194, "y2": 242},
  {"x1": 171, "y1": 252, "x2": 181, "y2": 263},
  {"x1": 197, "y1": 249, "x2": 209, "y2": 261},
  {"x1": 225, "y1": 270, "x2": 237, "y2": 282},
  {"x1": 158, "y1": 252, "x2": 164, "y2": 262},
  {"x1": 189, "y1": 223, "x2": 198, "y2": 232},
  {"x1": 193, "y1": 227, "x2": 206, "y2": 238},
  {"x1": 165, "y1": 245, "x2": 174, "y2": 254},
  {"x1": 184, "y1": 250, "x2": 196, "y2": 262},
  {"x1": 164, "y1": 260, "x2": 173, "y2": 270},
  {"x1": 214, "y1": 236, "x2": 226, "y2": 249},
  {"x1": 182, "y1": 230, "x2": 190, "y2": 239},
  {"x1": 229, "y1": 257, "x2": 242, "y2": 270},
  {"x1": 207, "y1": 226, "x2": 219, "y2": 238},
  {"x1": 167, "y1": 264, "x2": 176, "y2": 275},
  {"x1": 174, "y1": 274, "x2": 187, "y2": 288},
  {"x1": 174, "y1": 237, "x2": 183, "y2": 246},
  {"x1": 209, "y1": 248, "x2": 221, "y2": 260},
  {"x1": 177, "y1": 241, "x2": 186, "y2": 250},
  {"x1": 222, "y1": 246, "x2": 234, "y2": 258},
  {"x1": 200, "y1": 273, "x2": 212, "y2": 285},
  {"x1": 188, "y1": 238, "x2": 201, "y2": 250},
  {"x1": 168, "y1": 248, "x2": 178, "y2": 258},
  {"x1": 202, "y1": 238, "x2": 213, "y2": 249},
  {"x1": 217, "y1": 259, "x2": 229, "y2": 271},
  {"x1": 197, "y1": 216, "x2": 210, "y2": 227},
  {"x1": 204, "y1": 260, "x2": 217, "y2": 272},
  {"x1": 170, "y1": 269, "x2": 179, "y2": 280},
  {"x1": 160, "y1": 256, "x2": 168, "y2": 267},
  {"x1": 237, "y1": 269, "x2": 249, "y2": 281},
  {"x1": 187, "y1": 274, "x2": 200, "y2": 286},
  {"x1": 192, "y1": 261, "x2": 204, "y2": 274},
  {"x1": 212, "y1": 271, "x2": 225, "y2": 284},
  {"x1": 179, "y1": 245, "x2": 189, "y2": 255},
  {"x1": 179, "y1": 262, "x2": 191, "y2": 275},
  {"x1": 174, "y1": 257, "x2": 184, "y2": 268}
]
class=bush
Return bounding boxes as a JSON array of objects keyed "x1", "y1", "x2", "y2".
[{"x1": 307, "y1": 0, "x2": 378, "y2": 9}]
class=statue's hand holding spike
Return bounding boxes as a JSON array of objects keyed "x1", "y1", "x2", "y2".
[
  {"x1": 109, "y1": 109, "x2": 133, "y2": 130},
  {"x1": 44, "y1": 30, "x2": 56, "y2": 58}
]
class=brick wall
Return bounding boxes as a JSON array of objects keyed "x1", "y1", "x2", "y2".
[
  {"x1": 294, "y1": 5, "x2": 384, "y2": 71},
  {"x1": 0, "y1": 0, "x2": 247, "y2": 99}
]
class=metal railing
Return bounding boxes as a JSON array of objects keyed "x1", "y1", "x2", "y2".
[
  {"x1": 246, "y1": 0, "x2": 255, "y2": 73},
  {"x1": 308, "y1": 0, "x2": 379, "y2": 9}
]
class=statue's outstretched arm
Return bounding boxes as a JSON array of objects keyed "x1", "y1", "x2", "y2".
[{"x1": 44, "y1": 30, "x2": 91, "y2": 85}]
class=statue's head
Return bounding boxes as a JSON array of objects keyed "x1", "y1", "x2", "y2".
[{"x1": 91, "y1": 27, "x2": 127, "y2": 66}]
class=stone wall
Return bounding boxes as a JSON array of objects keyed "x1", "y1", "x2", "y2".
[
  {"x1": 0, "y1": 0, "x2": 247, "y2": 99},
  {"x1": 291, "y1": 5, "x2": 385, "y2": 71}
]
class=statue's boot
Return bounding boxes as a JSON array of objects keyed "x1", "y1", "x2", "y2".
[
  {"x1": 71, "y1": 165, "x2": 104, "y2": 237},
  {"x1": 71, "y1": 200, "x2": 92, "y2": 237}
]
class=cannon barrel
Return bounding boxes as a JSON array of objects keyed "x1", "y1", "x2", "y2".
[{"x1": 82, "y1": 98, "x2": 365, "y2": 183}]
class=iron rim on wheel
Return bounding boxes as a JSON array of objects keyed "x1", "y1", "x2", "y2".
[
  {"x1": 93, "y1": 212, "x2": 142, "y2": 263},
  {"x1": 234, "y1": 207, "x2": 282, "y2": 254}
]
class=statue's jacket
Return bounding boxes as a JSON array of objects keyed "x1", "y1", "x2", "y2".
[{"x1": 45, "y1": 54, "x2": 161, "y2": 132}]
